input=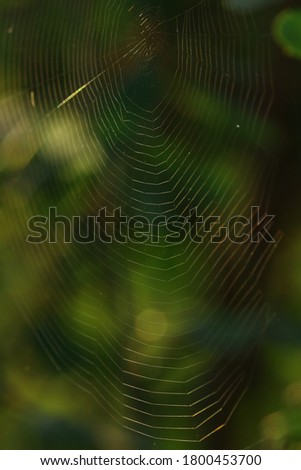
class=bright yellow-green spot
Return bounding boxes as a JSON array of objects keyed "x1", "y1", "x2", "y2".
[
  {"x1": 135, "y1": 309, "x2": 168, "y2": 343},
  {"x1": 273, "y1": 9, "x2": 301, "y2": 60}
]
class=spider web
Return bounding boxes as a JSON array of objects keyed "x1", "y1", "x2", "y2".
[{"x1": 2, "y1": 0, "x2": 281, "y2": 445}]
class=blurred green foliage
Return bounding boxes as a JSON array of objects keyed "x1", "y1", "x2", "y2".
[
  {"x1": 273, "y1": 9, "x2": 301, "y2": 60},
  {"x1": 0, "y1": 0, "x2": 301, "y2": 450}
]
